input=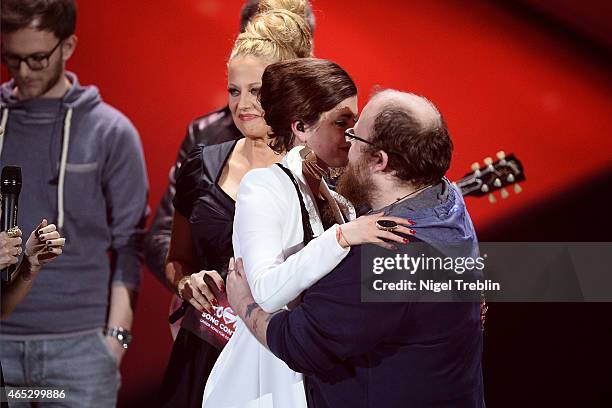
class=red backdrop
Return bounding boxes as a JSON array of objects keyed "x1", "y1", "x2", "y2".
[{"x1": 4, "y1": 0, "x2": 611, "y2": 404}]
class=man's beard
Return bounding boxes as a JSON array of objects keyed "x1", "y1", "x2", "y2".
[
  {"x1": 336, "y1": 157, "x2": 374, "y2": 216},
  {"x1": 15, "y1": 57, "x2": 64, "y2": 100}
]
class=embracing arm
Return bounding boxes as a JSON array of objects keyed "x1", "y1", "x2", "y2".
[
  {"x1": 233, "y1": 169, "x2": 413, "y2": 313},
  {"x1": 228, "y1": 251, "x2": 408, "y2": 376},
  {"x1": 226, "y1": 258, "x2": 282, "y2": 346},
  {"x1": 234, "y1": 169, "x2": 350, "y2": 313}
]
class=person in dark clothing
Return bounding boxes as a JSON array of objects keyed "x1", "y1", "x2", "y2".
[
  {"x1": 227, "y1": 90, "x2": 486, "y2": 408},
  {"x1": 157, "y1": 2, "x2": 316, "y2": 406},
  {"x1": 145, "y1": 107, "x2": 241, "y2": 289}
]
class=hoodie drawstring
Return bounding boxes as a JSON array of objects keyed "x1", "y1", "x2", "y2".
[
  {"x1": 57, "y1": 107, "x2": 73, "y2": 230},
  {"x1": 0, "y1": 107, "x2": 8, "y2": 159},
  {"x1": 0, "y1": 106, "x2": 73, "y2": 231}
]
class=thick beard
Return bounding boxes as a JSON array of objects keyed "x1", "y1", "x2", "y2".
[{"x1": 336, "y1": 158, "x2": 374, "y2": 216}]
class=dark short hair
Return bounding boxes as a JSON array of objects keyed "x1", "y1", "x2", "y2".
[
  {"x1": 1, "y1": 0, "x2": 77, "y2": 39},
  {"x1": 259, "y1": 58, "x2": 357, "y2": 153},
  {"x1": 366, "y1": 105, "x2": 453, "y2": 186},
  {"x1": 239, "y1": 0, "x2": 315, "y2": 33}
]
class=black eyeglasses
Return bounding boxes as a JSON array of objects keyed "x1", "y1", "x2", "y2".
[
  {"x1": 1, "y1": 39, "x2": 63, "y2": 71},
  {"x1": 344, "y1": 128, "x2": 377, "y2": 147},
  {"x1": 345, "y1": 127, "x2": 404, "y2": 157}
]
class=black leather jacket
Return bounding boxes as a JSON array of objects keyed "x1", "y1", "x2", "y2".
[{"x1": 144, "y1": 106, "x2": 242, "y2": 287}]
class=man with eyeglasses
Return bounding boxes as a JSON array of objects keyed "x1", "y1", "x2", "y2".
[
  {"x1": 1, "y1": 39, "x2": 64, "y2": 98},
  {"x1": 227, "y1": 90, "x2": 485, "y2": 407},
  {"x1": 0, "y1": 1, "x2": 148, "y2": 406}
]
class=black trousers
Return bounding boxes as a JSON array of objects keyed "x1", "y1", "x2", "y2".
[{"x1": 160, "y1": 328, "x2": 221, "y2": 408}]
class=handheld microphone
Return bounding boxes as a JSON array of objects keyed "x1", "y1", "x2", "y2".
[{"x1": 1, "y1": 165, "x2": 22, "y2": 282}]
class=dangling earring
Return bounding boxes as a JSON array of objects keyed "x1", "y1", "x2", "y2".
[{"x1": 300, "y1": 145, "x2": 315, "y2": 162}]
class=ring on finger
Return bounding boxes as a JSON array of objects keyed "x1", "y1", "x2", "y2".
[
  {"x1": 7, "y1": 227, "x2": 20, "y2": 238},
  {"x1": 375, "y1": 220, "x2": 399, "y2": 232}
]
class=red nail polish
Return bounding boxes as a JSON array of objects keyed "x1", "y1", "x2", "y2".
[
  {"x1": 403, "y1": 238, "x2": 409, "y2": 244},
  {"x1": 408, "y1": 220, "x2": 416, "y2": 226},
  {"x1": 409, "y1": 229, "x2": 416, "y2": 235}
]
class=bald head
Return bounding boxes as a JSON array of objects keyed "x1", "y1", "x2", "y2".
[
  {"x1": 355, "y1": 89, "x2": 453, "y2": 186},
  {"x1": 370, "y1": 90, "x2": 442, "y2": 133}
]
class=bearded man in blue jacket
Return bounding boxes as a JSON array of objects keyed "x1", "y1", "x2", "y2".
[{"x1": 227, "y1": 89, "x2": 486, "y2": 408}]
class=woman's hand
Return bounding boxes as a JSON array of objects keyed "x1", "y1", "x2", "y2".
[
  {"x1": 339, "y1": 212, "x2": 416, "y2": 250},
  {"x1": 25, "y1": 219, "x2": 65, "y2": 271},
  {"x1": 178, "y1": 269, "x2": 225, "y2": 314},
  {"x1": 0, "y1": 228, "x2": 23, "y2": 269},
  {"x1": 226, "y1": 258, "x2": 256, "y2": 318}
]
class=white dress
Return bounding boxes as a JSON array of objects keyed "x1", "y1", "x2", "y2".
[{"x1": 202, "y1": 146, "x2": 355, "y2": 408}]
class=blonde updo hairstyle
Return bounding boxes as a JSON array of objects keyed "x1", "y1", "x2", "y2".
[{"x1": 229, "y1": 0, "x2": 313, "y2": 63}]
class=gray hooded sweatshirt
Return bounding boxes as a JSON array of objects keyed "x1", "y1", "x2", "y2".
[{"x1": 0, "y1": 72, "x2": 148, "y2": 336}]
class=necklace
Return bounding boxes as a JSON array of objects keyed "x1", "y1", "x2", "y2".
[{"x1": 368, "y1": 183, "x2": 434, "y2": 214}]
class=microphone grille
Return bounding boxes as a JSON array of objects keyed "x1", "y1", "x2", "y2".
[{"x1": 1, "y1": 165, "x2": 22, "y2": 195}]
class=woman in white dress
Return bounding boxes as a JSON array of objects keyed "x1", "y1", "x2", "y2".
[{"x1": 203, "y1": 59, "x2": 415, "y2": 407}]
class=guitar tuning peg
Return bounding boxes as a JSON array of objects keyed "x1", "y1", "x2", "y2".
[
  {"x1": 484, "y1": 157, "x2": 493, "y2": 166},
  {"x1": 493, "y1": 178, "x2": 502, "y2": 188},
  {"x1": 488, "y1": 193, "x2": 496, "y2": 204},
  {"x1": 471, "y1": 162, "x2": 481, "y2": 177},
  {"x1": 496, "y1": 151, "x2": 506, "y2": 160},
  {"x1": 514, "y1": 184, "x2": 522, "y2": 194},
  {"x1": 506, "y1": 174, "x2": 515, "y2": 183},
  {"x1": 500, "y1": 188, "x2": 509, "y2": 199},
  {"x1": 480, "y1": 184, "x2": 489, "y2": 193}
]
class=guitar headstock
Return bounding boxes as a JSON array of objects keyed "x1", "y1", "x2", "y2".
[{"x1": 455, "y1": 151, "x2": 525, "y2": 203}]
